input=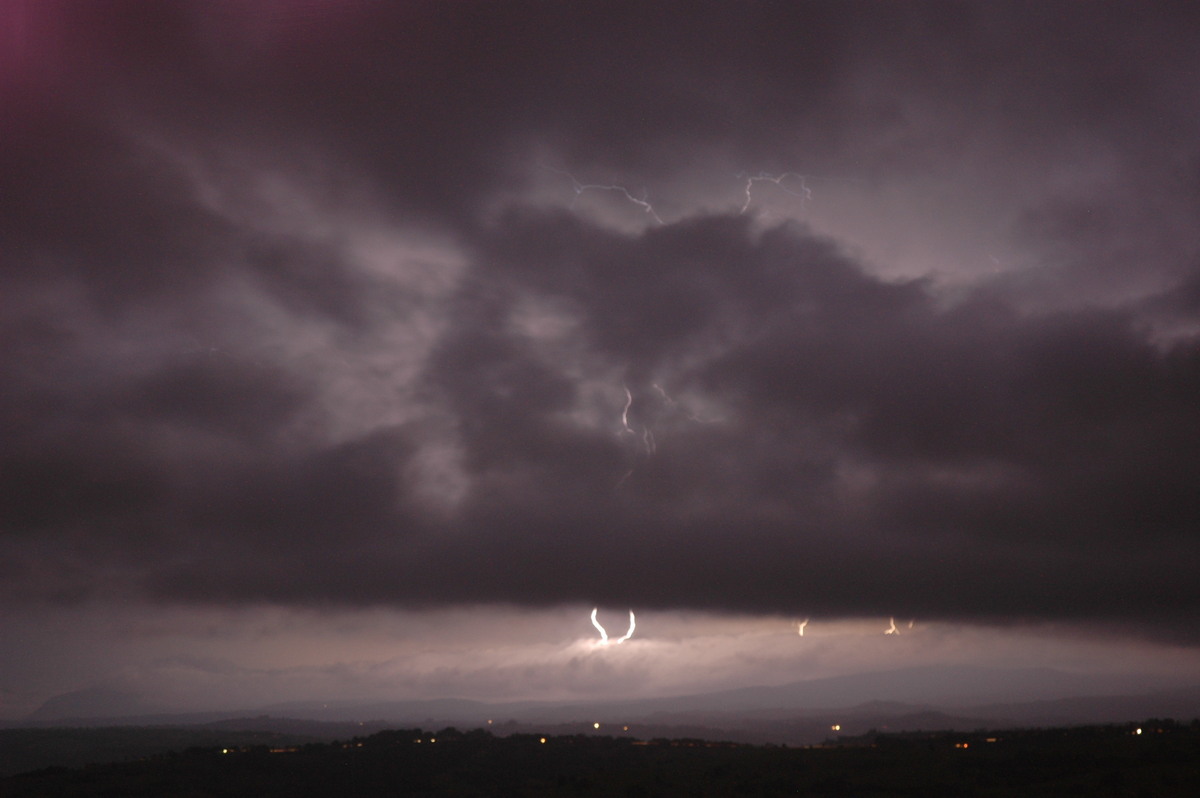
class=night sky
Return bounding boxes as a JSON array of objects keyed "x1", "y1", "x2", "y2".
[{"x1": 4, "y1": 1, "x2": 1200, "y2": 718}]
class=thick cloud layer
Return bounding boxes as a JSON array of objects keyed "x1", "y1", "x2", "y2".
[{"x1": 3, "y1": 1, "x2": 1200, "y2": 641}]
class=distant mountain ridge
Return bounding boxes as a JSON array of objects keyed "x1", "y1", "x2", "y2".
[{"x1": 19, "y1": 665, "x2": 1200, "y2": 743}]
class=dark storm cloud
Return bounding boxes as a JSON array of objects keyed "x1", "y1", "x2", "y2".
[
  {"x1": 1, "y1": 109, "x2": 229, "y2": 303},
  {"x1": 103, "y1": 214, "x2": 1200, "y2": 637},
  {"x1": 3, "y1": 2, "x2": 1200, "y2": 640},
  {"x1": 411, "y1": 215, "x2": 1200, "y2": 623}
]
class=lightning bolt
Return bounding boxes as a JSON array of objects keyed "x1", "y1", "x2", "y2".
[
  {"x1": 621, "y1": 385, "x2": 635, "y2": 435},
  {"x1": 885, "y1": 617, "x2": 899, "y2": 635},
  {"x1": 738, "y1": 171, "x2": 812, "y2": 215},
  {"x1": 591, "y1": 608, "x2": 636, "y2": 644},
  {"x1": 616, "y1": 386, "x2": 649, "y2": 485},
  {"x1": 543, "y1": 165, "x2": 664, "y2": 224},
  {"x1": 543, "y1": 165, "x2": 863, "y2": 225},
  {"x1": 590, "y1": 607, "x2": 609, "y2": 644},
  {"x1": 619, "y1": 384, "x2": 657, "y2": 453},
  {"x1": 797, "y1": 618, "x2": 809, "y2": 637},
  {"x1": 651, "y1": 383, "x2": 685, "y2": 411},
  {"x1": 617, "y1": 383, "x2": 723, "y2": 489},
  {"x1": 652, "y1": 383, "x2": 722, "y2": 424},
  {"x1": 615, "y1": 610, "x2": 636, "y2": 643}
]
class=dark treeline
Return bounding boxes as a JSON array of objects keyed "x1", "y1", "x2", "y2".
[{"x1": 3, "y1": 721, "x2": 1199, "y2": 796}]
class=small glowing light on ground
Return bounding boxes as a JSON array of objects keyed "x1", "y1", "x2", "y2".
[
  {"x1": 623, "y1": 726, "x2": 629, "y2": 731},
  {"x1": 831, "y1": 725, "x2": 841, "y2": 731},
  {"x1": 955, "y1": 742, "x2": 969, "y2": 749},
  {"x1": 539, "y1": 737, "x2": 547, "y2": 744},
  {"x1": 593, "y1": 722, "x2": 601, "y2": 729},
  {"x1": 487, "y1": 719, "x2": 493, "y2": 725},
  {"x1": 1135, "y1": 728, "x2": 1143, "y2": 735}
]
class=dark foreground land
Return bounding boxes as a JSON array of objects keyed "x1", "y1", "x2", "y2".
[{"x1": 3, "y1": 721, "x2": 1198, "y2": 797}]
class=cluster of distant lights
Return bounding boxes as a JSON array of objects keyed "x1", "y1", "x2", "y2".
[
  {"x1": 218, "y1": 727, "x2": 1007, "y2": 756},
  {"x1": 224, "y1": 729, "x2": 1148, "y2": 755},
  {"x1": 224, "y1": 719, "x2": 1164, "y2": 757},
  {"x1": 226, "y1": 721, "x2": 1171, "y2": 758}
]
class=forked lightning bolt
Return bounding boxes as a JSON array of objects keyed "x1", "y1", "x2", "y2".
[
  {"x1": 543, "y1": 165, "x2": 664, "y2": 224},
  {"x1": 543, "y1": 165, "x2": 862, "y2": 224},
  {"x1": 591, "y1": 608, "x2": 636, "y2": 644},
  {"x1": 616, "y1": 383, "x2": 718, "y2": 488},
  {"x1": 739, "y1": 171, "x2": 813, "y2": 214}
]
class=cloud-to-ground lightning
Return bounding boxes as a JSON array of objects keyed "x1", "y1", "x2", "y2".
[
  {"x1": 885, "y1": 617, "x2": 899, "y2": 635},
  {"x1": 798, "y1": 618, "x2": 809, "y2": 636},
  {"x1": 543, "y1": 165, "x2": 664, "y2": 224},
  {"x1": 591, "y1": 608, "x2": 636, "y2": 644},
  {"x1": 615, "y1": 610, "x2": 636, "y2": 643},
  {"x1": 590, "y1": 607, "x2": 609, "y2": 643},
  {"x1": 738, "y1": 171, "x2": 813, "y2": 215}
]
